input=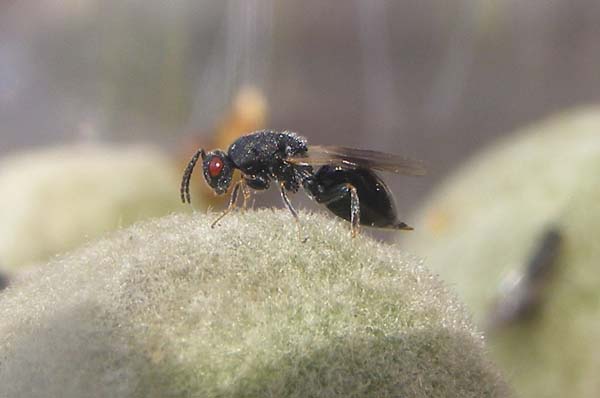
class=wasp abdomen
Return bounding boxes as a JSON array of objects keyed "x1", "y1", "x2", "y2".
[{"x1": 304, "y1": 165, "x2": 405, "y2": 229}]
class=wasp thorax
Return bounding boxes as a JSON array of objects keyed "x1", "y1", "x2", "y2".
[{"x1": 202, "y1": 150, "x2": 234, "y2": 195}]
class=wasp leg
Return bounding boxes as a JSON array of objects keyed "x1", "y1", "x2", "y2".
[
  {"x1": 245, "y1": 174, "x2": 270, "y2": 190},
  {"x1": 279, "y1": 183, "x2": 299, "y2": 220},
  {"x1": 280, "y1": 182, "x2": 305, "y2": 240},
  {"x1": 243, "y1": 174, "x2": 270, "y2": 210},
  {"x1": 241, "y1": 182, "x2": 252, "y2": 210},
  {"x1": 211, "y1": 180, "x2": 244, "y2": 228},
  {"x1": 306, "y1": 182, "x2": 361, "y2": 238},
  {"x1": 337, "y1": 183, "x2": 361, "y2": 238},
  {"x1": 347, "y1": 184, "x2": 360, "y2": 238}
]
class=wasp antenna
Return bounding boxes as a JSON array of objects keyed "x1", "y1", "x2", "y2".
[{"x1": 181, "y1": 149, "x2": 205, "y2": 204}]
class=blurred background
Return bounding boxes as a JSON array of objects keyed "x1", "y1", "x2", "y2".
[
  {"x1": 3, "y1": 0, "x2": 600, "y2": 212},
  {"x1": 2, "y1": 1, "x2": 600, "y2": 395}
]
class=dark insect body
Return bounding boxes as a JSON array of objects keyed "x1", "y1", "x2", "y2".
[
  {"x1": 486, "y1": 227, "x2": 563, "y2": 331},
  {"x1": 304, "y1": 166, "x2": 411, "y2": 230},
  {"x1": 0, "y1": 271, "x2": 8, "y2": 291},
  {"x1": 180, "y1": 130, "x2": 425, "y2": 237}
]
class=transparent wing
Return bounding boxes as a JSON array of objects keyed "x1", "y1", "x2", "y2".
[{"x1": 286, "y1": 145, "x2": 426, "y2": 176}]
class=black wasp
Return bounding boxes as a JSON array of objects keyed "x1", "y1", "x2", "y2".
[{"x1": 180, "y1": 130, "x2": 425, "y2": 237}]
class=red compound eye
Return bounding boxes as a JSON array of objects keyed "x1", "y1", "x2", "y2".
[{"x1": 208, "y1": 156, "x2": 224, "y2": 177}]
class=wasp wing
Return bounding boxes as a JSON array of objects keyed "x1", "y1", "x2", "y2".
[{"x1": 286, "y1": 145, "x2": 426, "y2": 176}]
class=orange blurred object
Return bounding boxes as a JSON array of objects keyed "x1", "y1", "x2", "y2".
[{"x1": 179, "y1": 85, "x2": 269, "y2": 207}]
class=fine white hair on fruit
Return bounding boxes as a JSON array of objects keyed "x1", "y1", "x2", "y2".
[{"x1": 0, "y1": 210, "x2": 508, "y2": 398}]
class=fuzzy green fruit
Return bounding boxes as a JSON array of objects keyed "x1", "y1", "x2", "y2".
[
  {"x1": 0, "y1": 211, "x2": 507, "y2": 398},
  {"x1": 0, "y1": 144, "x2": 190, "y2": 269},
  {"x1": 403, "y1": 108, "x2": 600, "y2": 397}
]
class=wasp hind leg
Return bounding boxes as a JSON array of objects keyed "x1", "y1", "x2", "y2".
[
  {"x1": 308, "y1": 182, "x2": 361, "y2": 238},
  {"x1": 347, "y1": 184, "x2": 360, "y2": 237}
]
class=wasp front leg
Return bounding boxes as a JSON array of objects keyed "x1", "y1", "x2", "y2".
[{"x1": 211, "y1": 179, "x2": 245, "y2": 228}]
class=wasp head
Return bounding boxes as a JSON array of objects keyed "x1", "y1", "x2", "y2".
[{"x1": 202, "y1": 150, "x2": 234, "y2": 195}]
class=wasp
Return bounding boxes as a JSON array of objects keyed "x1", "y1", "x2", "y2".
[{"x1": 180, "y1": 130, "x2": 425, "y2": 237}]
